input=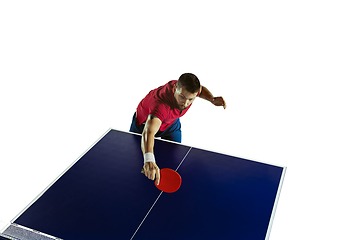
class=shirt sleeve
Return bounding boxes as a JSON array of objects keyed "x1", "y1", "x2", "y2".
[{"x1": 149, "y1": 101, "x2": 169, "y2": 123}]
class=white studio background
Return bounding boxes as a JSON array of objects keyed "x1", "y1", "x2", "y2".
[{"x1": 1, "y1": 1, "x2": 359, "y2": 239}]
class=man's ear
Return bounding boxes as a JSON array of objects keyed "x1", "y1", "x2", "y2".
[
  {"x1": 198, "y1": 85, "x2": 203, "y2": 96},
  {"x1": 172, "y1": 84, "x2": 177, "y2": 94}
]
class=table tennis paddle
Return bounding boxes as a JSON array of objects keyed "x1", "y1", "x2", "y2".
[
  {"x1": 155, "y1": 168, "x2": 182, "y2": 193},
  {"x1": 141, "y1": 167, "x2": 182, "y2": 193}
]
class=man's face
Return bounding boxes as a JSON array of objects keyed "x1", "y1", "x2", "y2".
[{"x1": 172, "y1": 85, "x2": 198, "y2": 110}]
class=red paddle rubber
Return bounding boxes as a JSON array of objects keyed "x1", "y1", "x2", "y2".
[{"x1": 155, "y1": 168, "x2": 182, "y2": 193}]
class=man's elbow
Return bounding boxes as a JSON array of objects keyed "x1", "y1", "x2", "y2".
[{"x1": 142, "y1": 126, "x2": 156, "y2": 140}]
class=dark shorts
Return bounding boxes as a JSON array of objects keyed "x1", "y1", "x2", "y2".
[{"x1": 129, "y1": 112, "x2": 182, "y2": 143}]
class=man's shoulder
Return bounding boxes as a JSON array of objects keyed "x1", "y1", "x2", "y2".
[
  {"x1": 168, "y1": 80, "x2": 177, "y2": 85},
  {"x1": 153, "y1": 80, "x2": 176, "y2": 98},
  {"x1": 158, "y1": 80, "x2": 177, "y2": 92}
]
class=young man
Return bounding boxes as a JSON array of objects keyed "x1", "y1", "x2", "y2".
[{"x1": 129, "y1": 73, "x2": 226, "y2": 185}]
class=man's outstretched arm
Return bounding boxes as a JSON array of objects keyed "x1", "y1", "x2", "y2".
[
  {"x1": 141, "y1": 114, "x2": 162, "y2": 185},
  {"x1": 198, "y1": 85, "x2": 227, "y2": 109}
]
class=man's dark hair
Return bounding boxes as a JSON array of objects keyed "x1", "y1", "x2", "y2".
[{"x1": 177, "y1": 73, "x2": 201, "y2": 93}]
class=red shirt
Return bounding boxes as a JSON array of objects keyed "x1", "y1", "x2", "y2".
[{"x1": 136, "y1": 80, "x2": 195, "y2": 131}]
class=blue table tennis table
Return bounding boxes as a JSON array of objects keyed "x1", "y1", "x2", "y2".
[{"x1": 1, "y1": 129, "x2": 286, "y2": 240}]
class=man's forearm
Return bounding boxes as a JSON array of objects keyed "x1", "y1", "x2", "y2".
[
  {"x1": 141, "y1": 115, "x2": 161, "y2": 155},
  {"x1": 141, "y1": 130, "x2": 155, "y2": 155},
  {"x1": 199, "y1": 86, "x2": 214, "y2": 102},
  {"x1": 199, "y1": 85, "x2": 227, "y2": 109},
  {"x1": 141, "y1": 129, "x2": 160, "y2": 185}
]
